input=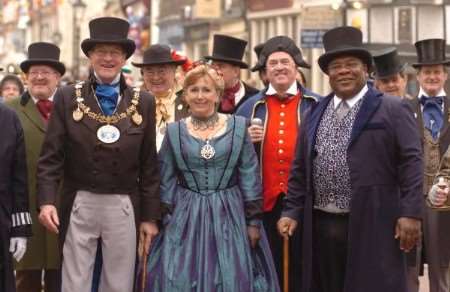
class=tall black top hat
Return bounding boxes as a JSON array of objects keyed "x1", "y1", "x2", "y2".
[
  {"x1": 412, "y1": 38, "x2": 450, "y2": 68},
  {"x1": 204, "y1": 34, "x2": 248, "y2": 68},
  {"x1": 251, "y1": 36, "x2": 310, "y2": 72},
  {"x1": 373, "y1": 47, "x2": 407, "y2": 78},
  {"x1": 81, "y1": 17, "x2": 136, "y2": 59},
  {"x1": 20, "y1": 42, "x2": 66, "y2": 75},
  {"x1": 318, "y1": 26, "x2": 372, "y2": 74},
  {"x1": 132, "y1": 44, "x2": 186, "y2": 67}
]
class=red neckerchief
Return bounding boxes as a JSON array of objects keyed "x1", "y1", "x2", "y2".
[{"x1": 220, "y1": 81, "x2": 241, "y2": 113}]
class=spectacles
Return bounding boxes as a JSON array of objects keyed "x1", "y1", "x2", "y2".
[
  {"x1": 92, "y1": 49, "x2": 124, "y2": 59},
  {"x1": 28, "y1": 71, "x2": 56, "y2": 78}
]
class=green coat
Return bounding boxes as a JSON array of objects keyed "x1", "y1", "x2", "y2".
[{"x1": 7, "y1": 93, "x2": 60, "y2": 270}]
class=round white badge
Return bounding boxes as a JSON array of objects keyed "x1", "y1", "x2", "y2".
[{"x1": 97, "y1": 125, "x2": 120, "y2": 144}]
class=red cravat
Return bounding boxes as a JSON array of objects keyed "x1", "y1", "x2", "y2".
[
  {"x1": 220, "y1": 82, "x2": 241, "y2": 113},
  {"x1": 36, "y1": 99, "x2": 53, "y2": 122}
]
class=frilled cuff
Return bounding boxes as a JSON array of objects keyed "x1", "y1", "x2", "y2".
[{"x1": 245, "y1": 199, "x2": 263, "y2": 227}]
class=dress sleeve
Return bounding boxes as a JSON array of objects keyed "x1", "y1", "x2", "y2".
[
  {"x1": 158, "y1": 133, "x2": 179, "y2": 215},
  {"x1": 238, "y1": 130, "x2": 263, "y2": 226}
]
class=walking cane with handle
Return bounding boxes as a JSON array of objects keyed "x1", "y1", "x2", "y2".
[{"x1": 283, "y1": 236, "x2": 289, "y2": 292}]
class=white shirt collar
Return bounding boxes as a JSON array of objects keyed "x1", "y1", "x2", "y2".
[
  {"x1": 94, "y1": 71, "x2": 121, "y2": 85},
  {"x1": 234, "y1": 81, "x2": 246, "y2": 105},
  {"x1": 418, "y1": 87, "x2": 446, "y2": 98},
  {"x1": 31, "y1": 90, "x2": 56, "y2": 104},
  {"x1": 333, "y1": 84, "x2": 368, "y2": 109},
  {"x1": 266, "y1": 81, "x2": 298, "y2": 96}
]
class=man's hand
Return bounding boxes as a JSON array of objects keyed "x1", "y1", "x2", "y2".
[
  {"x1": 277, "y1": 217, "x2": 298, "y2": 238},
  {"x1": 248, "y1": 125, "x2": 264, "y2": 143},
  {"x1": 38, "y1": 205, "x2": 59, "y2": 234},
  {"x1": 247, "y1": 226, "x2": 261, "y2": 248},
  {"x1": 139, "y1": 221, "x2": 159, "y2": 257},
  {"x1": 395, "y1": 217, "x2": 421, "y2": 252},
  {"x1": 9, "y1": 237, "x2": 27, "y2": 262}
]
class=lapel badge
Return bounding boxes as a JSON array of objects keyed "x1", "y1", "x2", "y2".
[{"x1": 177, "y1": 104, "x2": 183, "y2": 111}]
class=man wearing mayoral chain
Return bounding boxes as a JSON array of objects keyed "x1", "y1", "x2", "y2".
[{"x1": 36, "y1": 17, "x2": 160, "y2": 292}]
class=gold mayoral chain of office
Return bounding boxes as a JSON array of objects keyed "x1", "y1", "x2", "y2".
[{"x1": 72, "y1": 81, "x2": 143, "y2": 126}]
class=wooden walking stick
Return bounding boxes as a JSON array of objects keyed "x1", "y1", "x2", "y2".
[
  {"x1": 283, "y1": 236, "x2": 289, "y2": 292},
  {"x1": 141, "y1": 251, "x2": 148, "y2": 292}
]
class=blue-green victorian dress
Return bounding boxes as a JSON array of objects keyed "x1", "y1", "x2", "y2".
[{"x1": 143, "y1": 115, "x2": 279, "y2": 292}]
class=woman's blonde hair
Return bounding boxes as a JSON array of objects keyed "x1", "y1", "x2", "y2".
[{"x1": 183, "y1": 64, "x2": 225, "y2": 98}]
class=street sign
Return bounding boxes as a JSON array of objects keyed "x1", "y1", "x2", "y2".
[{"x1": 300, "y1": 29, "x2": 327, "y2": 48}]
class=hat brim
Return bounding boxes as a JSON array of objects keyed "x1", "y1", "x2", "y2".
[
  {"x1": 412, "y1": 60, "x2": 450, "y2": 68},
  {"x1": 204, "y1": 56, "x2": 248, "y2": 68},
  {"x1": 132, "y1": 59, "x2": 186, "y2": 68},
  {"x1": 81, "y1": 38, "x2": 136, "y2": 59},
  {"x1": 20, "y1": 59, "x2": 66, "y2": 75},
  {"x1": 318, "y1": 48, "x2": 373, "y2": 74},
  {"x1": 373, "y1": 63, "x2": 407, "y2": 79}
]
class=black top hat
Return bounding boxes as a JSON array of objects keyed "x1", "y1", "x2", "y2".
[
  {"x1": 412, "y1": 38, "x2": 450, "y2": 68},
  {"x1": 204, "y1": 34, "x2": 248, "y2": 68},
  {"x1": 81, "y1": 17, "x2": 136, "y2": 59},
  {"x1": 20, "y1": 42, "x2": 66, "y2": 75},
  {"x1": 318, "y1": 26, "x2": 372, "y2": 74},
  {"x1": 251, "y1": 36, "x2": 310, "y2": 72},
  {"x1": 373, "y1": 47, "x2": 407, "y2": 79},
  {"x1": 132, "y1": 44, "x2": 185, "y2": 67}
]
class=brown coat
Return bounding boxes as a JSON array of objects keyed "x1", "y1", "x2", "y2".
[
  {"x1": 36, "y1": 76, "x2": 161, "y2": 245},
  {"x1": 409, "y1": 97, "x2": 450, "y2": 265}
]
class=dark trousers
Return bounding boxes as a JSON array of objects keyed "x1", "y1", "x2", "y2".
[
  {"x1": 16, "y1": 269, "x2": 59, "y2": 292},
  {"x1": 263, "y1": 194, "x2": 302, "y2": 292},
  {"x1": 312, "y1": 210, "x2": 349, "y2": 292}
]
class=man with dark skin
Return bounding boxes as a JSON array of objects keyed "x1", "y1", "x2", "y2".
[{"x1": 278, "y1": 26, "x2": 423, "y2": 292}]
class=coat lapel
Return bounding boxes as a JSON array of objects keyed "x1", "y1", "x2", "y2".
[
  {"x1": 79, "y1": 84, "x2": 102, "y2": 133},
  {"x1": 348, "y1": 88, "x2": 382, "y2": 147},
  {"x1": 307, "y1": 94, "x2": 332, "y2": 152},
  {"x1": 20, "y1": 93, "x2": 46, "y2": 133},
  {"x1": 115, "y1": 87, "x2": 133, "y2": 133},
  {"x1": 409, "y1": 97, "x2": 424, "y2": 141}
]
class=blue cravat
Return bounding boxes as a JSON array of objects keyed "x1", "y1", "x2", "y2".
[
  {"x1": 420, "y1": 95, "x2": 444, "y2": 140},
  {"x1": 96, "y1": 83, "x2": 119, "y2": 116}
]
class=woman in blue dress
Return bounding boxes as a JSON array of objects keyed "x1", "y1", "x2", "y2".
[{"x1": 142, "y1": 64, "x2": 279, "y2": 292}]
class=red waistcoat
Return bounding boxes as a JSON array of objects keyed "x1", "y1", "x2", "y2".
[{"x1": 262, "y1": 92, "x2": 301, "y2": 211}]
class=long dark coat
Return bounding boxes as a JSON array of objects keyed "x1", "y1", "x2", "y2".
[
  {"x1": 7, "y1": 94, "x2": 60, "y2": 270},
  {"x1": 36, "y1": 75, "x2": 161, "y2": 250},
  {"x1": 0, "y1": 103, "x2": 32, "y2": 292},
  {"x1": 283, "y1": 87, "x2": 424, "y2": 292}
]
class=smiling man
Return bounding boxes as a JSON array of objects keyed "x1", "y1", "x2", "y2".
[
  {"x1": 36, "y1": 17, "x2": 160, "y2": 292},
  {"x1": 237, "y1": 35, "x2": 321, "y2": 292},
  {"x1": 409, "y1": 38, "x2": 450, "y2": 292},
  {"x1": 278, "y1": 26, "x2": 423, "y2": 292}
]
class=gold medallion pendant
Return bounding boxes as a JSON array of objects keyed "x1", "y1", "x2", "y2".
[
  {"x1": 72, "y1": 108, "x2": 84, "y2": 122},
  {"x1": 97, "y1": 124, "x2": 121, "y2": 144},
  {"x1": 132, "y1": 112, "x2": 143, "y2": 125}
]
